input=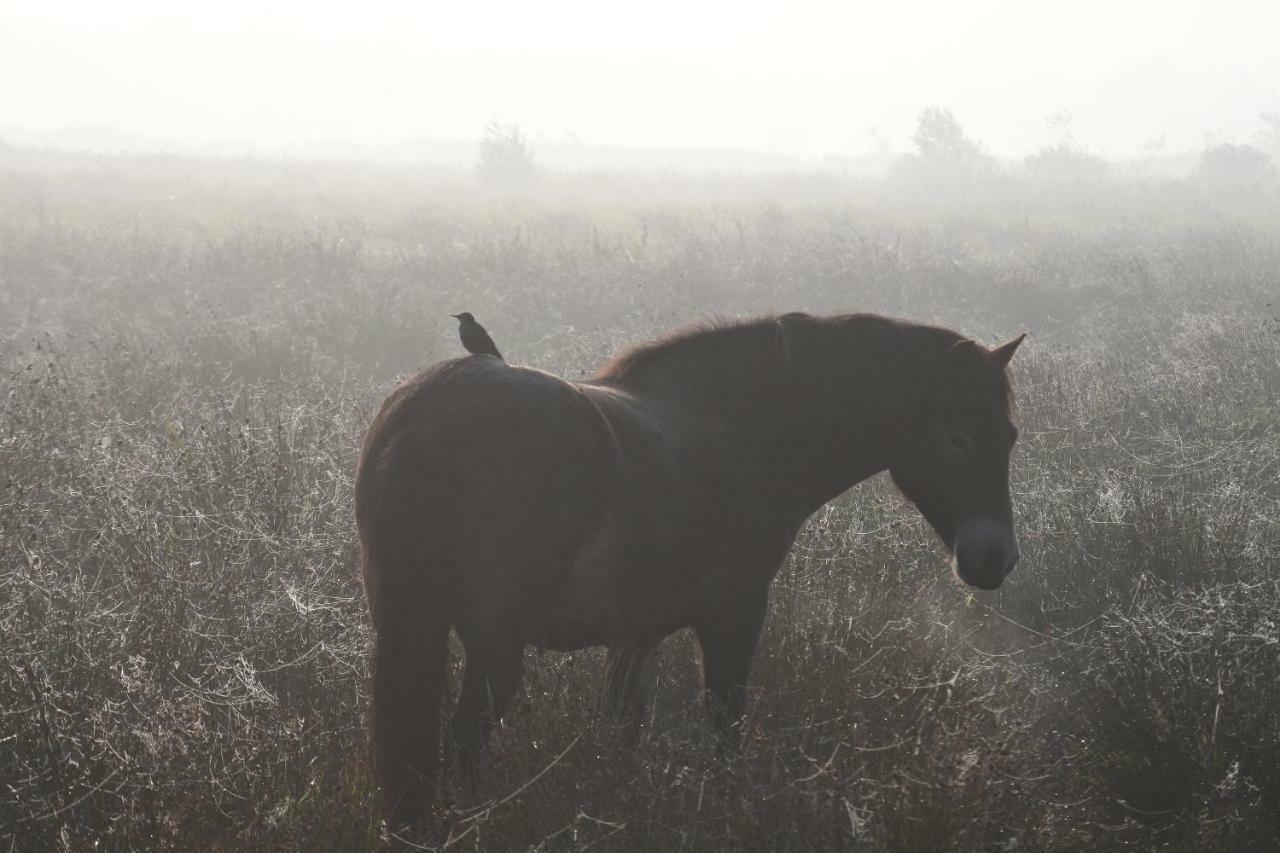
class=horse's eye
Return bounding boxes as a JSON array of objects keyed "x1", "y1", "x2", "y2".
[{"x1": 947, "y1": 431, "x2": 976, "y2": 455}]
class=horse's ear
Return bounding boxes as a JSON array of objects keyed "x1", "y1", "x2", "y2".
[
  {"x1": 945, "y1": 338, "x2": 984, "y2": 365},
  {"x1": 938, "y1": 338, "x2": 983, "y2": 377},
  {"x1": 991, "y1": 333, "x2": 1026, "y2": 369}
]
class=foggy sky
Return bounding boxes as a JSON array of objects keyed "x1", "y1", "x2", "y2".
[{"x1": 2, "y1": 0, "x2": 1277, "y2": 160}]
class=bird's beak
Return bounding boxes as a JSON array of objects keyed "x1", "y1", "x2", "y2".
[{"x1": 449, "y1": 314, "x2": 461, "y2": 319}]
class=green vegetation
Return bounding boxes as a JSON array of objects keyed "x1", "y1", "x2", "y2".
[{"x1": 2, "y1": 149, "x2": 1278, "y2": 850}]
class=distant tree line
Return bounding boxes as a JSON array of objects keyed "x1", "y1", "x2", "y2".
[
  {"x1": 472, "y1": 109, "x2": 1279, "y2": 194},
  {"x1": 890, "y1": 106, "x2": 1277, "y2": 192}
]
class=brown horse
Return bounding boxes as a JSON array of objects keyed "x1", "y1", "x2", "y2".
[{"x1": 355, "y1": 312, "x2": 1025, "y2": 824}]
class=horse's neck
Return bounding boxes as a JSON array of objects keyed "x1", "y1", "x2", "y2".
[
  {"x1": 619, "y1": 322, "x2": 916, "y2": 516},
  {"x1": 780, "y1": 337, "x2": 912, "y2": 514}
]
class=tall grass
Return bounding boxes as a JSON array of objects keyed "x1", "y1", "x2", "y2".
[{"x1": 2, "y1": 152, "x2": 1278, "y2": 850}]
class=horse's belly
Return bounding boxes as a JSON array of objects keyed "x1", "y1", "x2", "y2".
[
  {"x1": 533, "y1": 529, "x2": 700, "y2": 650},
  {"x1": 534, "y1": 559, "x2": 623, "y2": 650}
]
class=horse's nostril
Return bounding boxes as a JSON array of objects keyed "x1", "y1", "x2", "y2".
[
  {"x1": 953, "y1": 519, "x2": 1019, "y2": 588},
  {"x1": 954, "y1": 536, "x2": 985, "y2": 566}
]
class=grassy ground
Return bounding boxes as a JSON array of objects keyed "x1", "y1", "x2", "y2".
[{"x1": 2, "y1": 153, "x2": 1279, "y2": 850}]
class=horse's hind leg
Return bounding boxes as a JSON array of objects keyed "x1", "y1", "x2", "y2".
[
  {"x1": 602, "y1": 642, "x2": 657, "y2": 745},
  {"x1": 371, "y1": 619, "x2": 449, "y2": 826},
  {"x1": 449, "y1": 628, "x2": 525, "y2": 781}
]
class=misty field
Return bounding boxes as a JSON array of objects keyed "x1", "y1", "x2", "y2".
[{"x1": 2, "y1": 153, "x2": 1279, "y2": 851}]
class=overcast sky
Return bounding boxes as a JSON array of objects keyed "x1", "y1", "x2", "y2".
[{"x1": 2, "y1": 0, "x2": 1277, "y2": 159}]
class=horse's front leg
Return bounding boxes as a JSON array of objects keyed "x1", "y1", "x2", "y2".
[{"x1": 694, "y1": 585, "x2": 769, "y2": 745}]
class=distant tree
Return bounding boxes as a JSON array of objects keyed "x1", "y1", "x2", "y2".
[
  {"x1": 910, "y1": 107, "x2": 986, "y2": 168},
  {"x1": 1196, "y1": 143, "x2": 1274, "y2": 192},
  {"x1": 476, "y1": 121, "x2": 536, "y2": 188},
  {"x1": 1024, "y1": 111, "x2": 1109, "y2": 184},
  {"x1": 1141, "y1": 135, "x2": 1167, "y2": 159},
  {"x1": 1139, "y1": 135, "x2": 1167, "y2": 169},
  {"x1": 893, "y1": 107, "x2": 993, "y2": 187}
]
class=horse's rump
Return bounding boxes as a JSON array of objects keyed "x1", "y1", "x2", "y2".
[{"x1": 358, "y1": 358, "x2": 618, "y2": 631}]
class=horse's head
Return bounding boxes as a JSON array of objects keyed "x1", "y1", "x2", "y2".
[{"x1": 889, "y1": 333, "x2": 1025, "y2": 590}]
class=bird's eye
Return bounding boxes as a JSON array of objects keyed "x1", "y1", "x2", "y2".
[{"x1": 947, "y1": 431, "x2": 976, "y2": 455}]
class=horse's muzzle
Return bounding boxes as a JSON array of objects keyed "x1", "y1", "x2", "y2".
[{"x1": 952, "y1": 518, "x2": 1020, "y2": 590}]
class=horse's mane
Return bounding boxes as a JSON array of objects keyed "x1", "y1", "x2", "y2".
[
  {"x1": 595, "y1": 311, "x2": 1015, "y2": 420},
  {"x1": 595, "y1": 315, "x2": 782, "y2": 381}
]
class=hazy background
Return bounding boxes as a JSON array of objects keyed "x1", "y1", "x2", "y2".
[{"x1": 3, "y1": 0, "x2": 1277, "y2": 164}]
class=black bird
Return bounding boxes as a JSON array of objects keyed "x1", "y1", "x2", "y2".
[{"x1": 451, "y1": 312, "x2": 503, "y2": 360}]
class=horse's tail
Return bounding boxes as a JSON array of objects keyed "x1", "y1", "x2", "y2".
[{"x1": 357, "y1": 428, "x2": 455, "y2": 826}]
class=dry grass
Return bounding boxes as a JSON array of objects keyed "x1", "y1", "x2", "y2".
[{"x1": 2, "y1": 153, "x2": 1279, "y2": 850}]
